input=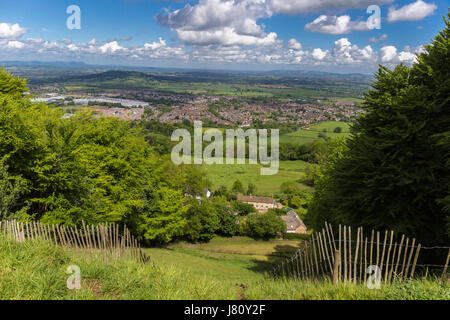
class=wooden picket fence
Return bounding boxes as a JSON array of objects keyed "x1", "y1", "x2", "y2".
[
  {"x1": 270, "y1": 223, "x2": 450, "y2": 284},
  {"x1": 0, "y1": 219, "x2": 150, "y2": 264}
]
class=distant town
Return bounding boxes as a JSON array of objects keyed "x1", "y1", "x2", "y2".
[{"x1": 30, "y1": 89, "x2": 363, "y2": 126}]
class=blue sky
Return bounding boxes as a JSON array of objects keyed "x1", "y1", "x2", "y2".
[{"x1": 0, "y1": 0, "x2": 448, "y2": 73}]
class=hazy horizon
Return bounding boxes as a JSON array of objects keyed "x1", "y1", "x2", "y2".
[{"x1": 1, "y1": 0, "x2": 448, "y2": 73}]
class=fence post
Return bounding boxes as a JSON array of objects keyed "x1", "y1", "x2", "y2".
[
  {"x1": 404, "y1": 238, "x2": 416, "y2": 280},
  {"x1": 333, "y1": 249, "x2": 341, "y2": 285},
  {"x1": 353, "y1": 227, "x2": 360, "y2": 284},
  {"x1": 410, "y1": 244, "x2": 421, "y2": 279},
  {"x1": 442, "y1": 249, "x2": 450, "y2": 280},
  {"x1": 343, "y1": 226, "x2": 347, "y2": 284}
]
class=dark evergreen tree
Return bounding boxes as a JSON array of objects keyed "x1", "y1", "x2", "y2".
[{"x1": 308, "y1": 13, "x2": 450, "y2": 251}]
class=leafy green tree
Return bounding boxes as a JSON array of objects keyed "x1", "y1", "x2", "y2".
[
  {"x1": 183, "y1": 166, "x2": 209, "y2": 197},
  {"x1": 231, "y1": 179, "x2": 245, "y2": 194},
  {"x1": 0, "y1": 70, "x2": 192, "y2": 244},
  {"x1": 246, "y1": 182, "x2": 256, "y2": 195},
  {"x1": 288, "y1": 192, "x2": 312, "y2": 218},
  {"x1": 213, "y1": 185, "x2": 231, "y2": 199},
  {"x1": 334, "y1": 127, "x2": 342, "y2": 133},
  {"x1": 280, "y1": 181, "x2": 298, "y2": 195},
  {"x1": 302, "y1": 163, "x2": 321, "y2": 187},
  {"x1": 183, "y1": 199, "x2": 220, "y2": 242},
  {"x1": 0, "y1": 158, "x2": 28, "y2": 219},
  {"x1": 280, "y1": 181, "x2": 313, "y2": 217},
  {"x1": 212, "y1": 197, "x2": 238, "y2": 237},
  {"x1": 137, "y1": 187, "x2": 188, "y2": 244},
  {"x1": 308, "y1": 13, "x2": 450, "y2": 249},
  {"x1": 0, "y1": 69, "x2": 27, "y2": 97},
  {"x1": 267, "y1": 208, "x2": 286, "y2": 216},
  {"x1": 245, "y1": 212, "x2": 286, "y2": 240},
  {"x1": 232, "y1": 200, "x2": 256, "y2": 216}
]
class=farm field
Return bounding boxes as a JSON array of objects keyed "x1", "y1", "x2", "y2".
[
  {"x1": 202, "y1": 159, "x2": 310, "y2": 194},
  {"x1": 279, "y1": 121, "x2": 352, "y2": 145}
]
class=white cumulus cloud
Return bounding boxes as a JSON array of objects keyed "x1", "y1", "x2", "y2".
[
  {"x1": 305, "y1": 15, "x2": 369, "y2": 34},
  {"x1": 7, "y1": 40, "x2": 25, "y2": 49},
  {"x1": 380, "y1": 45, "x2": 398, "y2": 62},
  {"x1": 157, "y1": 0, "x2": 274, "y2": 46},
  {"x1": 387, "y1": 0, "x2": 437, "y2": 22},
  {"x1": 99, "y1": 41, "x2": 125, "y2": 54},
  {"x1": 144, "y1": 37, "x2": 167, "y2": 50},
  {"x1": 0, "y1": 23, "x2": 27, "y2": 40},
  {"x1": 157, "y1": 0, "x2": 396, "y2": 46},
  {"x1": 312, "y1": 48, "x2": 328, "y2": 61},
  {"x1": 288, "y1": 39, "x2": 302, "y2": 50}
]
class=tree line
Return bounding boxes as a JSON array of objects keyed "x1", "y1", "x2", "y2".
[
  {"x1": 0, "y1": 70, "x2": 286, "y2": 244},
  {"x1": 306, "y1": 13, "x2": 450, "y2": 262}
]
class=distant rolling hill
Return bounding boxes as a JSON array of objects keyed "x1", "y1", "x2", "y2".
[
  {"x1": 64, "y1": 70, "x2": 157, "y2": 82},
  {"x1": 54, "y1": 69, "x2": 371, "y2": 89},
  {"x1": 2, "y1": 62, "x2": 371, "y2": 97}
]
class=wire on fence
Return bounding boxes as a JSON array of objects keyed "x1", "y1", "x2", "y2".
[
  {"x1": 270, "y1": 222, "x2": 450, "y2": 285},
  {"x1": 0, "y1": 219, "x2": 150, "y2": 264}
]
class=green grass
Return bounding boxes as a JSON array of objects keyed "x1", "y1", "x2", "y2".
[
  {"x1": 1, "y1": 235, "x2": 448, "y2": 300},
  {"x1": 196, "y1": 121, "x2": 352, "y2": 194},
  {"x1": 280, "y1": 121, "x2": 352, "y2": 145},
  {"x1": 0, "y1": 236, "x2": 236, "y2": 299},
  {"x1": 146, "y1": 237, "x2": 303, "y2": 283},
  {"x1": 202, "y1": 159, "x2": 309, "y2": 194}
]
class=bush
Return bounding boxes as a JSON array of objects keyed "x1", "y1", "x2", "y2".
[
  {"x1": 245, "y1": 212, "x2": 286, "y2": 240},
  {"x1": 212, "y1": 198, "x2": 239, "y2": 237},
  {"x1": 231, "y1": 179, "x2": 245, "y2": 194},
  {"x1": 232, "y1": 201, "x2": 256, "y2": 216},
  {"x1": 267, "y1": 208, "x2": 286, "y2": 216},
  {"x1": 183, "y1": 200, "x2": 220, "y2": 243}
]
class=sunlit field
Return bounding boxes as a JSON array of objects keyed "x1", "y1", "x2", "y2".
[{"x1": 201, "y1": 159, "x2": 310, "y2": 194}]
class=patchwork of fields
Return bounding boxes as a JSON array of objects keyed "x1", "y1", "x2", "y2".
[{"x1": 200, "y1": 121, "x2": 351, "y2": 194}]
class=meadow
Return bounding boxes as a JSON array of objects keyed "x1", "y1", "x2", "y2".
[
  {"x1": 1, "y1": 235, "x2": 448, "y2": 300},
  {"x1": 279, "y1": 121, "x2": 352, "y2": 145},
  {"x1": 200, "y1": 121, "x2": 350, "y2": 194},
  {"x1": 202, "y1": 160, "x2": 309, "y2": 194},
  {"x1": 145, "y1": 237, "x2": 300, "y2": 284}
]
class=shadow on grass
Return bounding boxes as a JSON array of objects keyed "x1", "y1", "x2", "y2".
[{"x1": 247, "y1": 243, "x2": 304, "y2": 274}]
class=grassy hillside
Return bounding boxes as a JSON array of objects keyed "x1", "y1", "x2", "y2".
[
  {"x1": 146, "y1": 237, "x2": 303, "y2": 284},
  {"x1": 1, "y1": 235, "x2": 448, "y2": 300}
]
